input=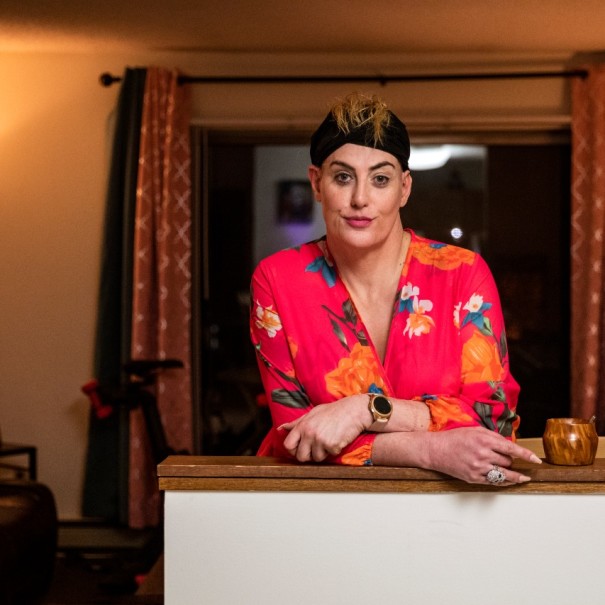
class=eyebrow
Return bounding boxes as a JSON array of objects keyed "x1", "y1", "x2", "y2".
[{"x1": 329, "y1": 160, "x2": 396, "y2": 171}]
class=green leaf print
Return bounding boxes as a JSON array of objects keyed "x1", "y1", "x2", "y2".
[
  {"x1": 473, "y1": 402, "x2": 496, "y2": 431},
  {"x1": 256, "y1": 345, "x2": 307, "y2": 390},
  {"x1": 330, "y1": 318, "x2": 350, "y2": 351},
  {"x1": 496, "y1": 406, "x2": 517, "y2": 438},
  {"x1": 271, "y1": 388, "x2": 311, "y2": 409},
  {"x1": 499, "y1": 331, "x2": 508, "y2": 361},
  {"x1": 488, "y1": 383, "x2": 507, "y2": 402},
  {"x1": 480, "y1": 316, "x2": 494, "y2": 338},
  {"x1": 321, "y1": 300, "x2": 369, "y2": 348},
  {"x1": 343, "y1": 299, "x2": 357, "y2": 325}
]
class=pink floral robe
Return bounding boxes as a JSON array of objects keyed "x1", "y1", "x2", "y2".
[{"x1": 250, "y1": 229, "x2": 520, "y2": 465}]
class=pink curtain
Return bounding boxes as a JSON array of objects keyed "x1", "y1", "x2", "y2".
[
  {"x1": 571, "y1": 64, "x2": 605, "y2": 433},
  {"x1": 130, "y1": 67, "x2": 193, "y2": 527}
]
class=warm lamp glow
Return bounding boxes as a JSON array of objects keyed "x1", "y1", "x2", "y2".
[{"x1": 409, "y1": 145, "x2": 452, "y2": 171}]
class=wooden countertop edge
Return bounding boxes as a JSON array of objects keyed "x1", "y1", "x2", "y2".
[
  {"x1": 157, "y1": 455, "x2": 605, "y2": 486},
  {"x1": 158, "y1": 476, "x2": 605, "y2": 494}
]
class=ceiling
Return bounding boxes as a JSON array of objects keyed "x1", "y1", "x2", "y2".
[{"x1": 2, "y1": 0, "x2": 605, "y2": 61}]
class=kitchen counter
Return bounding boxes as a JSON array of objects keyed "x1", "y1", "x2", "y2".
[{"x1": 160, "y1": 455, "x2": 605, "y2": 605}]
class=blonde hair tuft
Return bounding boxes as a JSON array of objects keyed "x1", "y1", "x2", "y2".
[{"x1": 330, "y1": 93, "x2": 391, "y2": 146}]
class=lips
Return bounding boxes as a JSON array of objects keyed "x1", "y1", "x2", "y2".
[{"x1": 344, "y1": 216, "x2": 373, "y2": 228}]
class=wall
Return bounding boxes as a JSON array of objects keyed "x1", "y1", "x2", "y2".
[
  {"x1": 0, "y1": 50, "x2": 572, "y2": 519},
  {"x1": 254, "y1": 146, "x2": 325, "y2": 265}
]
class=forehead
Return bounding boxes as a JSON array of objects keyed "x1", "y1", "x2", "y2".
[{"x1": 324, "y1": 143, "x2": 400, "y2": 169}]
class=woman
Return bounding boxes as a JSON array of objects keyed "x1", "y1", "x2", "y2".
[{"x1": 250, "y1": 93, "x2": 541, "y2": 485}]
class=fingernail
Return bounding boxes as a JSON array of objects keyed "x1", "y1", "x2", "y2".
[
  {"x1": 530, "y1": 454, "x2": 542, "y2": 464},
  {"x1": 519, "y1": 475, "x2": 531, "y2": 483}
]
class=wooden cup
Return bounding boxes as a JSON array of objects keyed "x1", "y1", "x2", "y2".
[{"x1": 542, "y1": 417, "x2": 598, "y2": 466}]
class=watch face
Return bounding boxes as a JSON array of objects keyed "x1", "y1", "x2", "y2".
[{"x1": 373, "y1": 395, "x2": 392, "y2": 415}]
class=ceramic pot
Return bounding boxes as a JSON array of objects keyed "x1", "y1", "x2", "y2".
[{"x1": 542, "y1": 417, "x2": 598, "y2": 466}]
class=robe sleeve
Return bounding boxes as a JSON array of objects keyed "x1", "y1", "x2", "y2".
[
  {"x1": 419, "y1": 255, "x2": 520, "y2": 439},
  {"x1": 250, "y1": 263, "x2": 375, "y2": 465}
]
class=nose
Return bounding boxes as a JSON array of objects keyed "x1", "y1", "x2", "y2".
[{"x1": 351, "y1": 181, "x2": 369, "y2": 208}]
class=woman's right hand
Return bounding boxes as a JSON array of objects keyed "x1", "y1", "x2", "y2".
[
  {"x1": 279, "y1": 394, "x2": 371, "y2": 462},
  {"x1": 422, "y1": 426, "x2": 542, "y2": 485}
]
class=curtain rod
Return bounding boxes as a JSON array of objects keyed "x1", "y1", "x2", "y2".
[{"x1": 99, "y1": 69, "x2": 588, "y2": 87}]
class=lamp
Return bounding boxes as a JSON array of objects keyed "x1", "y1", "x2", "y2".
[{"x1": 409, "y1": 145, "x2": 452, "y2": 171}]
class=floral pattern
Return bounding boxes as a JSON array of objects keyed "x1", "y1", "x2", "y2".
[
  {"x1": 305, "y1": 239, "x2": 337, "y2": 287},
  {"x1": 399, "y1": 282, "x2": 435, "y2": 338},
  {"x1": 255, "y1": 302, "x2": 282, "y2": 338},
  {"x1": 461, "y1": 332, "x2": 505, "y2": 383},
  {"x1": 410, "y1": 241, "x2": 475, "y2": 270},
  {"x1": 325, "y1": 342, "x2": 386, "y2": 398},
  {"x1": 250, "y1": 230, "x2": 520, "y2": 465},
  {"x1": 417, "y1": 395, "x2": 474, "y2": 432}
]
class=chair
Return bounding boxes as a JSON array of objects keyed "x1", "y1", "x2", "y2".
[{"x1": 0, "y1": 479, "x2": 58, "y2": 605}]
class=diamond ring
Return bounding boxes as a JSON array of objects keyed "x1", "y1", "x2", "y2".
[{"x1": 486, "y1": 465, "x2": 506, "y2": 485}]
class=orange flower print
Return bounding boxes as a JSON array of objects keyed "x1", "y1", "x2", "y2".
[
  {"x1": 287, "y1": 335, "x2": 298, "y2": 359},
  {"x1": 461, "y1": 331, "x2": 504, "y2": 383},
  {"x1": 325, "y1": 342, "x2": 386, "y2": 398},
  {"x1": 425, "y1": 396, "x2": 474, "y2": 431},
  {"x1": 411, "y1": 240, "x2": 475, "y2": 270},
  {"x1": 403, "y1": 297, "x2": 435, "y2": 338},
  {"x1": 254, "y1": 301, "x2": 282, "y2": 338},
  {"x1": 339, "y1": 442, "x2": 373, "y2": 466}
]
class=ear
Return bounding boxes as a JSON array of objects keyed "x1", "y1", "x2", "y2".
[
  {"x1": 308, "y1": 165, "x2": 322, "y2": 201},
  {"x1": 400, "y1": 171, "x2": 412, "y2": 209}
]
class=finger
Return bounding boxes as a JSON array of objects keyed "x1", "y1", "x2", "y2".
[
  {"x1": 517, "y1": 446, "x2": 543, "y2": 464},
  {"x1": 312, "y1": 443, "x2": 329, "y2": 462},
  {"x1": 326, "y1": 443, "x2": 344, "y2": 456},
  {"x1": 483, "y1": 466, "x2": 530, "y2": 486},
  {"x1": 283, "y1": 429, "x2": 301, "y2": 454},
  {"x1": 491, "y1": 453, "x2": 513, "y2": 468},
  {"x1": 295, "y1": 440, "x2": 312, "y2": 462},
  {"x1": 495, "y1": 439, "x2": 542, "y2": 464},
  {"x1": 278, "y1": 419, "x2": 299, "y2": 431},
  {"x1": 500, "y1": 469, "x2": 531, "y2": 485}
]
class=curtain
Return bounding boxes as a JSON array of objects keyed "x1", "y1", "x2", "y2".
[
  {"x1": 83, "y1": 68, "x2": 147, "y2": 522},
  {"x1": 570, "y1": 64, "x2": 605, "y2": 433},
  {"x1": 129, "y1": 67, "x2": 193, "y2": 528}
]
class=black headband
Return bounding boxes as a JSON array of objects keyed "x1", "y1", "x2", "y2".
[{"x1": 310, "y1": 110, "x2": 410, "y2": 170}]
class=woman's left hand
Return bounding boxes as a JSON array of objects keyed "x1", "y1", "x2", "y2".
[{"x1": 280, "y1": 395, "x2": 370, "y2": 462}]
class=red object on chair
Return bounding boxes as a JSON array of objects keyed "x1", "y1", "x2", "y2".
[{"x1": 81, "y1": 379, "x2": 114, "y2": 419}]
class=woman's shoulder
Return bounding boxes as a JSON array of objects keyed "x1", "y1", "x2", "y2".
[
  {"x1": 254, "y1": 238, "x2": 327, "y2": 277},
  {"x1": 407, "y1": 230, "x2": 484, "y2": 273}
]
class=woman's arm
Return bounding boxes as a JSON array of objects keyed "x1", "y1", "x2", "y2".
[
  {"x1": 409, "y1": 254, "x2": 520, "y2": 438},
  {"x1": 251, "y1": 263, "x2": 376, "y2": 465},
  {"x1": 371, "y1": 427, "x2": 540, "y2": 485},
  {"x1": 279, "y1": 394, "x2": 430, "y2": 461},
  {"x1": 280, "y1": 394, "x2": 541, "y2": 484}
]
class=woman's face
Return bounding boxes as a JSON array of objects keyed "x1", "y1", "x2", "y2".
[{"x1": 308, "y1": 143, "x2": 411, "y2": 252}]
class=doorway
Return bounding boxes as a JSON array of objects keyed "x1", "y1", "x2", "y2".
[{"x1": 192, "y1": 130, "x2": 571, "y2": 453}]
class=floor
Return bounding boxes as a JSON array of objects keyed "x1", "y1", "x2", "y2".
[{"x1": 42, "y1": 522, "x2": 164, "y2": 605}]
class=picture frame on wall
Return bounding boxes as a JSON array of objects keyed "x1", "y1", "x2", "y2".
[{"x1": 277, "y1": 180, "x2": 313, "y2": 224}]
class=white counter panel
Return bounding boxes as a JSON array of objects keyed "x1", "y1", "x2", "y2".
[{"x1": 165, "y1": 490, "x2": 603, "y2": 605}]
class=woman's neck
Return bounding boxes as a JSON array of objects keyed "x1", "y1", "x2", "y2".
[
  {"x1": 330, "y1": 228, "x2": 411, "y2": 362},
  {"x1": 330, "y1": 229, "x2": 410, "y2": 299}
]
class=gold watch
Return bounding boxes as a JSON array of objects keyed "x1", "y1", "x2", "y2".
[{"x1": 368, "y1": 393, "x2": 393, "y2": 427}]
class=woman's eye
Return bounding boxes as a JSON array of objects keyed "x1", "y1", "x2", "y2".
[
  {"x1": 334, "y1": 172, "x2": 352, "y2": 184},
  {"x1": 373, "y1": 175, "x2": 390, "y2": 186}
]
